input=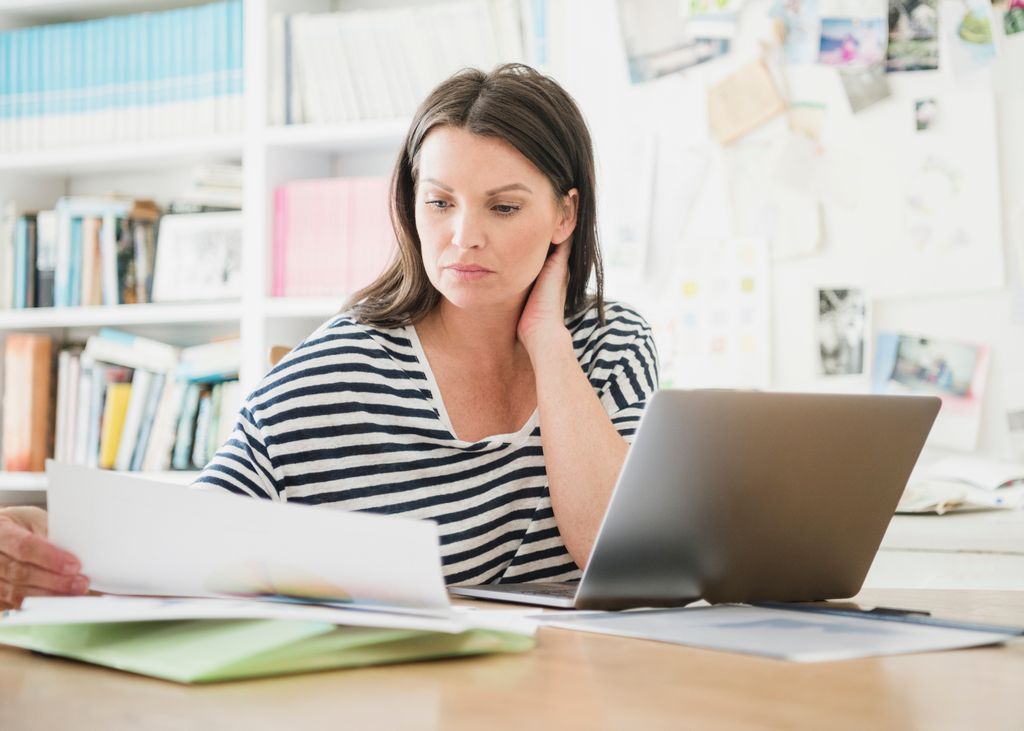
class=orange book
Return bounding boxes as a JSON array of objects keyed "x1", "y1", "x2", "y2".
[{"x1": 2, "y1": 334, "x2": 55, "y2": 472}]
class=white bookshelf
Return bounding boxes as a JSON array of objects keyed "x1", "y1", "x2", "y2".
[{"x1": 0, "y1": 0, "x2": 414, "y2": 495}]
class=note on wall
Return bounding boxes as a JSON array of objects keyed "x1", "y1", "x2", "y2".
[
  {"x1": 858, "y1": 85, "x2": 1004, "y2": 297},
  {"x1": 653, "y1": 237, "x2": 771, "y2": 388}
]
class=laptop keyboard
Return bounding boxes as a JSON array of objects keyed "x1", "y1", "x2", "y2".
[{"x1": 495, "y1": 581, "x2": 579, "y2": 599}]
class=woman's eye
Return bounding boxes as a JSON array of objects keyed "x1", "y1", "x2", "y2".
[
  {"x1": 493, "y1": 204, "x2": 519, "y2": 216},
  {"x1": 426, "y1": 200, "x2": 451, "y2": 212}
]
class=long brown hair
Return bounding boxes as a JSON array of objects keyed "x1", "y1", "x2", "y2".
[{"x1": 345, "y1": 63, "x2": 605, "y2": 328}]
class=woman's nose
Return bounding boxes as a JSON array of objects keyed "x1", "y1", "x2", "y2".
[{"x1": 451, "y1": 211, "x2": 485, "y2": 249}]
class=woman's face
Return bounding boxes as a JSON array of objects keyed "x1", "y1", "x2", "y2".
[{"x1": 414, "y1": 126, "x2": 577, "y2": 312}]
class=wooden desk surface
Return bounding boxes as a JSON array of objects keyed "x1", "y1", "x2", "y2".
[{"x1": 1, "y1": 589, "x2": 1022, "y2": 731}]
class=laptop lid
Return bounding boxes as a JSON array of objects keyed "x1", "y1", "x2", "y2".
[{"x1": 569, "y1": 389, "x2": 940, "y2": 610}]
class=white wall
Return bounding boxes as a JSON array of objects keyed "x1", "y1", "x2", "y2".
[{"x1": 541, "y1": 0, "x2": 1024, "y2": 462}]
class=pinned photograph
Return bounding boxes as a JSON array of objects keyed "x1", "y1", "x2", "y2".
[
  {"x1": 887, "y1": 0, "x2": 940, "y2": 71},
  {"x1": 771, "y1": 0, "x2": 822, "y2": 65},
  {"x1": 616, "y1": 0, "x2": 734, "y2": 84},
  {"x1": 819, "y1": 16, "x2": 887, "y2": 66},
  {"x1": 817, "y1": 288, "x2": 866, "y2": 376},
  {"x1": 1006, "y1": 0, "x2": 1024, "y2": 35},
  {"x1": 915, "y1": 98, "x2": 938, "y2": 131},
  {"x1": 872, "y1": 332, "x2": 990, "y2": 450}
]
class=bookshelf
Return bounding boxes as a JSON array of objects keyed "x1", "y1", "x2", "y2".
[{"x1": 0, "y1": 0, "x2": 428, "y2": 499}]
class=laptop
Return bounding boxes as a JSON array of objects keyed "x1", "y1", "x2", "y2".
[{"x1": 449, "y1": 389, "x2": 940, "y2": 610}]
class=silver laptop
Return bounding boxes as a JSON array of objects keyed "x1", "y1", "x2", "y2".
[{"x1": 449, "y1": 389, "x2": 940, "y2": 610}]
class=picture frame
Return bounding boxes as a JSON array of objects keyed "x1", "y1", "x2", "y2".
[{"x1": 151, "y1": 212, "x2": 243, "y2": 303}]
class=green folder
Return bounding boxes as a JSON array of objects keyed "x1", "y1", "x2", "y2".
[{"x1": 0, "y1": 619, "x2": 534, "y2": 683}]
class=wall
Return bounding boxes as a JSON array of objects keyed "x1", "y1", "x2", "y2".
[{"x1": 541, "y1": 0, "x2": 1024, "y2": 462}]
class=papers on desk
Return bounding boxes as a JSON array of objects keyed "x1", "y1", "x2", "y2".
[
  {"x1": 0, "y1": 596, "x2": 535, "y2": 684},
  {"x1": 0, "y1": 463, "x2": 537, "y2": 683},
  {"x1": 540, "y1": 605, "x2": 1021, "y2": 663},
  {"x1": 898, "y1": 455, "x2": 1024, "y2": 514},
  {"x1": 45, "y1": 461, "x2": 451, "y2": 608}
]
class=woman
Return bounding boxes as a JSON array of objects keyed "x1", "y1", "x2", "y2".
[{"x1": 0, "y1": 64, "x2": 657, "y2": 609}]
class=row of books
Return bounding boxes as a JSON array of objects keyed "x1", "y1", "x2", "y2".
[
  {"x1": 1, "y1": 330, "x2": 241, "y2": 473},
  {"x1": 0, "y1": 187, "x2": 244, "y2": 310},
  {"x1": 272, "y1": 176, "x2": 395, "y2": 298},
  {"x1": 0, "y1": 0, "x2": 243, "y2": 153},
  {"x1": 270, "y1": 0, "x2": 527, "y2": 125}
]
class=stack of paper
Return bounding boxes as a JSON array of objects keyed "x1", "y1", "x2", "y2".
[{"x1": 0, "y1": 462, "x2": 536, "y2": 683}]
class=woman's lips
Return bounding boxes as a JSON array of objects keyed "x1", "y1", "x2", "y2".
[{"x1": 446, "y1": 265, "x2": 493, "y2": 281}]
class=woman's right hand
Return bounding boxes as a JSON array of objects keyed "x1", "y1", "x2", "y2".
[{"x1": 0, "y1": 507, "x2": 89, "y2": 610}]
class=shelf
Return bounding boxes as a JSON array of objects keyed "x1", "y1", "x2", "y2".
[
  {"x1": 0, "y1": 134, "x2": 243, "y2": 174},
  {"x1": 0, "y1": 302, "x2": 243, "y2": 330},
  {"x1": 263, "y1": 297, "x2": 345, "y2": 320},
  {"x1": 0, "y1": 1, "x2": 193, "y2": 23},
  {"x1": 263, "y1": 121, "x2": 409, "y2": 153},
  {"x1": 0, "y1": 470, "x2": 201, "y2": 491}
]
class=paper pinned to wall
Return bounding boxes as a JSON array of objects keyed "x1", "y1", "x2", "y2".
[
  {"x1": 707, "y1": 59, "x2": 787, "y2": 144},
  {"x1": 653, "y1": 237, "x2": 771, "y2": 388},
  {"x1": 859, "y1": 85, "x2": 1004, "y2": 297}
]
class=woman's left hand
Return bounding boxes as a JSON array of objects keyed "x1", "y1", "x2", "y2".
[{"x1": 517, "y1": 240, "x2": 572, "y2": 356}]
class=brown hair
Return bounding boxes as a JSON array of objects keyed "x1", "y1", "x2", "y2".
[{"x1": 345, "y1": 63, "x2": 605, "y2": 328}]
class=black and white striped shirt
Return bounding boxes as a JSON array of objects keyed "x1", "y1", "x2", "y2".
[{"x1": 195, "y1": 301, "x2": 658, "y2": 586}]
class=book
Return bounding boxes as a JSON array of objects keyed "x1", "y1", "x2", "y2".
[
  {"x1": 34, "y1": 210, "x2": 57, "y2": 308},
  {"x1": 114, "y1": 369, "x2": 155, "y2": 471},
  {"x1": 177, "y1": 337, "x2": 241, "y2": 382},
  {"x1": 190, "y1": 385, "x2": 213, "y2": 468},
  {"x1": 129, "y1": 371, "x2": 166, "y2": 471},
  {"x1": 171, "y1": 381, "x2": 202, "y2": 470},
  {"x1": 1, "y1": 334, "x2": 54, "y2": 472},
  {"x1": 97, "y1": 382, "x2": 132, "y2": 470},
  {"x1": 84, "y1": 329, "x2": 180, "y2": 373},
  {"x1": 141, "y1": 378, "x2": 186, "y2": 471}
]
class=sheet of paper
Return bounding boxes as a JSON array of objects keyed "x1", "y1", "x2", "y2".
[
  {"x1": 707, "y1": 60, "x2": 787, "y2": 144},
  {"x1": 541, "y1": 605, "x2": 1017, "y2": 662},
  {"x1": 45, "y1": 461, "x2": 451, "y2": 609},
  {"x1": 0, "y1": 595, "x2": 538, "y2": 637}
]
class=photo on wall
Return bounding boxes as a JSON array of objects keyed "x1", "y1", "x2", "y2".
[
  {"x1": 871, "y1": 332, "x2": 990, "y2": 450},
  {"x1": 887, "y1": 0, "x2": 940, "y2": 71},
  {"x1": 816, "y1": 288, "x2": 866, "y2": 376}
]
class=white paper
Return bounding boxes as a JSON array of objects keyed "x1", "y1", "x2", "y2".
[
  {"x1": 541, "y1": 605, "x2": 1016, "y2": 662},
  {"x1": 927, "y1": 455, "x2": 1024, "y2": 491},
  {"x1": 45, "y1": 461, "x2": 451, "y2": 609},
  {"x1": 0, "y1": 595, "x2": 537, "y2": 637}
]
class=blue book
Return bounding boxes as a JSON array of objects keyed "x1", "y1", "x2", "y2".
[
  {"x1": 13, "y1": 215, "x2": 28, "y2": 309},
  {"x1": 68, "y1": 216, "x2": 83, "y2": 307},
  {"x1": 0, "y1": 32, "x2": 8, "y2": 150},
  {"x1": 171, "y1": 381, "x2": 202, "y2": 470}
]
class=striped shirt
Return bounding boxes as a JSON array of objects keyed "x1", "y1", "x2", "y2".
[{"x1": 195, "y1": 301, "x2": 659, "y2": 586}]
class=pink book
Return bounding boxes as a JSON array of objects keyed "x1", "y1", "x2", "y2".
[
  {"x1": 272, "y1": 186, "x2": 287, "y2": 297},
  {"x1": 347, "y1": 177, "x2": 394, "y2": 294}
]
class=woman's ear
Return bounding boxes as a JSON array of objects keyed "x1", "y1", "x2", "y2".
[{"x1": 552, "y1": 188, "x2": 579, "y2": 245}]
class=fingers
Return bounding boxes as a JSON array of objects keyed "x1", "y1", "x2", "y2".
[
  {"x1": 0, "y1": 516, "x2": 80, "y2": 575},
  {"x1": 0, "y1": 580, "x2": 66, "y2": 611},
  {"x1": 0, "y1": 554, "x2": 89, "y2": 595}
]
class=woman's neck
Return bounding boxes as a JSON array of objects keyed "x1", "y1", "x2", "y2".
[{"x1": 417, "y1": 300, "x2": 528, "y2": 373}]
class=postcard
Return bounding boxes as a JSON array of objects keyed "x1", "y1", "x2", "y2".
[
  {"x1": 871, "y1": 333, "x2": 990, "y2": 450},
  {"x1": 887, "y1": 0, "x2": 940, "y2": 72},
  {"x1": 817, "y1": 288, "x2": 866, "y2": 376}
]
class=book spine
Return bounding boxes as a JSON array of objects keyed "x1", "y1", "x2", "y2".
[{"x1": 98, "y1": 381, "x2": 132, "y2": 470}]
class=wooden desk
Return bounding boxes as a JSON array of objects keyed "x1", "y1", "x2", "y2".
[{"x1": 1, "y1": 589, "x2": 1022, "y2": 730}]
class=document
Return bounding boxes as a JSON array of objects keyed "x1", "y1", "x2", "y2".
[
  {"x1": 541, "y1": 605, "x2": 1020, "y2": 662},
  {"x1": 45, "y1": 461, "x2": 450, "y2": 609},
  {"x1": 0, "y1": 596, "x2": 536, "y2": 684}
]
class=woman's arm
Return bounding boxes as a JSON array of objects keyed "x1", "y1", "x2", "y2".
[{"x1": 527, "y1": 327, "x2": 630, "y2": 569}]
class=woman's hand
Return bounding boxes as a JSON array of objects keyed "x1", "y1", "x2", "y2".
[
  {"x1": 517, "y1": 240, "x2": 572, "y2": 356},
  {"x1": 0, "y1": 507, "x2": 88, "y2": 610}
]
